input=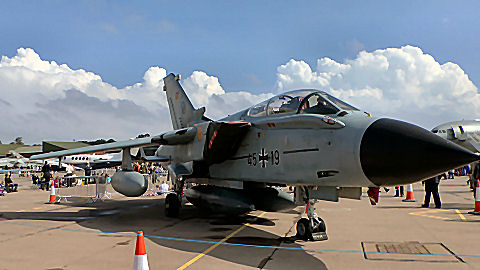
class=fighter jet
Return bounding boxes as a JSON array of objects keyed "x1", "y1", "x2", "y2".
[
  {"x1": 432, "y1": 120, "x2": 480, "y2": 153},
  {"x1": 0, "y1": 150, "x2": 42, "y2": 169},
  {"x1": 31, "y1": 74, "x2": 479, "y2": 241}
]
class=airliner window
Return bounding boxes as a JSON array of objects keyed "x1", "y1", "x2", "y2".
[{"x1": 299, "y1": 94, "x2": 339, "y2": 115}]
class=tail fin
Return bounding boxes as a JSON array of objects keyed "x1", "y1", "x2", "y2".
[
  {"x1": 8, "y1": 150, "x2": 24, "y2": 159},
  {"x1": 163, "y1": 73, "x2": 207, "y2": 129}
]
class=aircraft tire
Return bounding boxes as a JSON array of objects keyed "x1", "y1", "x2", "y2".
[
  {"x1": 296, "y1": 218, "x2": 312, "y2": 240},
  {"x1": 165, "y1": 193, "x2": 180, "y2": 217}
]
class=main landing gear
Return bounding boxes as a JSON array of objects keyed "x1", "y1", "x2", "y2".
[
  {"x1": 296, "y1": 199, "x2": 328, "y2": 241},
  {"x1": 165, "y1": 175, "x2": 183, "y2": 217}
]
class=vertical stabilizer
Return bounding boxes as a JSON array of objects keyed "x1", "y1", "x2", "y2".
[{"x1": 163, "y1": 73, "x2": 206, "y2": 129}]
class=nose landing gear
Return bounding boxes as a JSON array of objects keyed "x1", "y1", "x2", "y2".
[{"x1": 296, "y1": 199, "x2": 328, "y2": 241}]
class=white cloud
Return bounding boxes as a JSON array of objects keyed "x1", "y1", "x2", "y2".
[
  {"x1": 276, "y1": 45, "x2": 479, "y2": 127},
  {"x1": 0, "y1": 48, "x2": 270, "y2": 144},
  {"x1": 1, "y1": 46, "x2": 478, "y2": 144}
]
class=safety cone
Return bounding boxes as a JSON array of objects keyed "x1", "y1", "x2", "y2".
[
  {"x1": 133, "y1": 231, "x2": 149, "y2": 270},
  {"x1": 48, "y1": 181, "x2": 57, "y2": 203},
  {"x1": 402, "y1": 184, "x2": 416, "y2": 202},
  {"x1": 469, "y1": 180, "x2": 480, "y2": 215}
]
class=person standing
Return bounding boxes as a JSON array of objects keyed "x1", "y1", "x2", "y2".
[
  {"x1": 394, "y1": 186, "x2": 404, "y2": 197},
  {"x1": 32, "y1": 173, "x2": 39, "y2": 185},
  {"x1": 5, "y1": 173, "x2": 18, "y2": 192},
  {"x1": 84, "y1": 162, "x2": 92, "y2": 176},
  {"x1": 422, "y1": 175, "x2": 441, "y2": 208},
  {"x1": 41, "y1": 161, "x2": 51, "y2": 191}
]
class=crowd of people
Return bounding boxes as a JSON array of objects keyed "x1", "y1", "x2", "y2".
[
  {"x1": 131, "y1": 162, "x2": 171, "y2": 196},
  {"x1": 2, "y1": 161, "x2": 477, "y2": 206},
  {"x1": 1, "y1": 172, "x2": 18, "y2": 194}
]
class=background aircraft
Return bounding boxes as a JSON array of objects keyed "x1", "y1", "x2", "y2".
[
  {"x1": 0, "y1": 150, "x2": 43, "y2": 169},
  {"x1": 32, "y1": 74, "x2": 478, "y2": 241},
  {"x1": 60, "y1": 152, "x2": 122, "y2": 170},
  {"x1": 432, "y1": 120, "x2": 480, "y2": 153}
]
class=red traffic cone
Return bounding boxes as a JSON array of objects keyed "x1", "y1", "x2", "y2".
[
  {"x1": 402, "y1": 184, "x2": 416, "y2": 202},
  {"x1": 469, "y1": 180, "x2": 480, "y2": 215},
  {"x1": 48, "y1": 182, "x2": 57, "y2": 203},
  {"x1": 133, "y1": 231, "x2": 149, "y2": 270}
]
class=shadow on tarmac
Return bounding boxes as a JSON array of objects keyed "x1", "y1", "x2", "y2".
[{"x1": 1, "y1": 198, "x2": 328, "y2": 269}]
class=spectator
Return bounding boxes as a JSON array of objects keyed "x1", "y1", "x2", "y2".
[
  {"x1": 394, "y1": 186, "x2": 404, "y2": 197},
  {"x1": 140, "y1": 163, "x2": 148, "y2": 174},
  {"x1": 159, "y1": 181, "x2": 169, "y2": 195},
  {"x1": 65, "y1": 164, "x2": 74, "y2": 177},
  {"x1": 5, "y1": 173, "x2": 18, "y2": 192},
  {"x1": 0, "y1": 181, "x2": 6, "y2": 195},
  {"x1": 133, "y1": 162, "x2": 140, "y2": 173},
  {"x1": 84, "y1": 162, "x2": 92, "y2": 177},
  {"x1": 41, "y1": 161, "x2": 52, "y2": 191},
  {"x1": 32, "y1": 173, "x2": 39, "y2": 185},
  {"x1": 422, "y1": 175, "x2": 441, "y2": 208}
]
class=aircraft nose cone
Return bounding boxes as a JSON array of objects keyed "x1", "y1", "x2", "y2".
[{"x1": 360, "y1": 118, "x2": 479, "y2": 186}]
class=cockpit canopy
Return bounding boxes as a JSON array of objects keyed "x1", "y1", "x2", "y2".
[{"x1": 247, "y1": 90, "x2": 358, "y2": 117}]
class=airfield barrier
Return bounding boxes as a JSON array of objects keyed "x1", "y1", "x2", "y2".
[
  {"x1": 142, "y1": 172, "x2": 170, "y2": 196},
  {"x1": 55, "y1": 175, "x2": 112, "y2": 203}
]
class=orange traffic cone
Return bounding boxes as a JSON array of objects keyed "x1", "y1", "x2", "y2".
[
  {"x1": 48, "y1": 181, "x2": 57, "y2": 203},
  {"x1": 469, "y1": 180, "x2": 480, "y2": 215},
  {"x1": 133, "y1": 231, "x2": 149, "y2": 270},
  {"x1": 402, "y1": 184, "x2": 416, "y2": 202}
]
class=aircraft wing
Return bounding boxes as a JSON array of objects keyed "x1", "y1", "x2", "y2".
[
  {"x1": 30, "y1": 127, "x2": 197, "y2": 160},
  {"x1": 466, "y1": 133, "x2": 480, "y2": 153}
]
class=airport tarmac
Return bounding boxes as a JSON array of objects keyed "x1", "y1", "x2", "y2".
[{"x1": 1, "y1": 174, "x2": 480, "y2": 270}]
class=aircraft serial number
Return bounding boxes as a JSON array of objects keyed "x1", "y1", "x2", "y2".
[{"x1": 247, "y1": 149, "x2": 279, "y2": 167}]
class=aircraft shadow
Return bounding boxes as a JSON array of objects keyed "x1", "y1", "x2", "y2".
[{"x1": 1, "y1": 198, "x2": 328, "y2": 269}]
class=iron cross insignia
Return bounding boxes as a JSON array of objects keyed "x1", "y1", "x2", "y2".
[{"x1": 259, "y1": 148, "x2": 269, "y2": 168}]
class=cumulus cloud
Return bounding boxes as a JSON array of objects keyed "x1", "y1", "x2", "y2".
[
  {"x1": 276, "y1": 45, "x2": 479, "y2": 127},
  {"x1": 0, "y1": 48, "x2": 270, "y2": 143},
  {"x1": 1, "y1": 46, "x2": 478, "y2": 144}
]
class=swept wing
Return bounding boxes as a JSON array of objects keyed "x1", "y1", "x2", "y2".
[{"x1": 30, "y1": 127, "x2": 198, "y2": 160}]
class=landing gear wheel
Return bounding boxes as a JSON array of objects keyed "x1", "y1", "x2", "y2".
[
  {"x1": 310, "y1": 217, "x2": 328, "y2": 241},
  {"x1": 165, "y1": 193, "x2": 180, "y2": 217},
  {"x1": 296, "y1": 218, "x2": 312, "y2": 240}
]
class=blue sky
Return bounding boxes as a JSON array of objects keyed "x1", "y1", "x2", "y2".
[
  {"x1": 1, "y1": 0, "x2": 479, "y2": 93},
  {"x1": 1, "y1": 0, "x2": 480, "y2": 143}
]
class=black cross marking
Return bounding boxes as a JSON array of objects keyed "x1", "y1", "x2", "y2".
[{"x1": 259, "y1": 148, "x2": 269, "y2": 168}]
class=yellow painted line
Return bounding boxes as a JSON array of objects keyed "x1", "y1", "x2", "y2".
[
  {"x1": 16, "y1": 210, "x2": 25, "y2": 212},
  {"x1": 33, "y1": 207, "x2": 42, "y2": 210},
  {"x1": 455, "y1": 209, "x2": 467, "y2": 221},
  {"x1": 409, "y1": 209, "x2": 466, "y2": 221},
  {"x1": 421, "y1": 214, "x2": 452, "y2": 220},
  {"x1": 177, "y1": 211, "x2": 267, "y2": 270}
]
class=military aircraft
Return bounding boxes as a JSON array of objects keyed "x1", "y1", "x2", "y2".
[
  {"x1": 0, "y1": 150, "x2": 42, "y2": 169},
  {"x1": 432, "y1": 120, "x2": 480, "y2": 153},
  {"x1": 31, "y1": 74, "x2": 479, "y2": 241}
]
